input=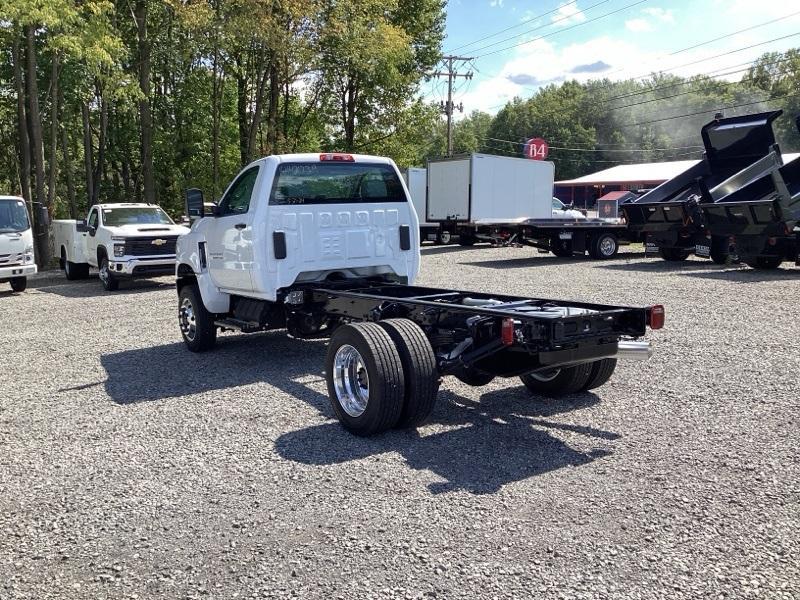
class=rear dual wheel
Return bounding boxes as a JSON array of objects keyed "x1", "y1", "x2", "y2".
[
  {"x1": 326, "y1": 319, "x2": 439, "y2": 435},
  {"x1": 519, "y1": 358, "x2": 617, "y2": 397},
  {"x1": 588, "y1": 233, "x2": 619, "y2": 260},
  {"x1": 659, "y1": 247, "x2": 691, "y2": 262},
  {"x1": 744, "y1": 255, "x2": 783, "y2": 270}
]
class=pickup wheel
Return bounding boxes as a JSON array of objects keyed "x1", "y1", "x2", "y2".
[
  {"x1": 64, "y1": 255, "x2": 89, "y2": 280},
  {"x1": 325, "y1": 322, "x2": 405, "y2": 436},
  {"x1": 519, "y1": 362, "x2": 593, "y2": 397},
  {"x1": 99, "y1": 256, "x2": 119, "y2": 291},
  {"x1": 377, "y1": 319, "x2": 439, "y2": 428},
  {"x1": 581, "y1": 358, "x2": 617, "y2": 391},
  {"x1": 588, "y1": 232, "x2": 618, "y2": 259},
  {"x1": 659, "y1": 247, "x2": 690, "y2": 262},
  {"x1": 10, "y1": 277, "x2": 27, "y2": 293},
  {"x1": 178, "y1": 284, "x2": 217, "y2": 352}
]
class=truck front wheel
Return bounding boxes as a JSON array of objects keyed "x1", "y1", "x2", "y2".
[
  {"x1": 10, "y1": 277, "x2": 27, "y2": 293},
  {"x1": 99, "y1": 256, "x2": 120, "y2": 291},
  {"x1": 519, "y1": 362, "x2": 593, "y2": 397},
  {"x1": 178, "y1": 284, "x2": 217, "y2": 352},
  {"x1": 325, "y1": 322, "x2": 405, "y2": 436},
  {"x1": 589, "y1": 233, "x2": 618, "y2": 259}
]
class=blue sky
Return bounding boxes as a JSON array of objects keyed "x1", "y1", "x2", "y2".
[{"x1": 423, "y1": 0, "x2": 800, "y2": 114}]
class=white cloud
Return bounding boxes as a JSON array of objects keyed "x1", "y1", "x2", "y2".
[
  {"x1": 552, "y1": 2, "x2": 586, "y2": 26},
  {"x1": 642, "y1": 7, "x2": 674, "y2": 23},
  {"x1": 489, "y1": 0, "x2": 504, "y2": 7},
  {"x1": 625, "y1": 18, "x2": 652, "y2": 32}
]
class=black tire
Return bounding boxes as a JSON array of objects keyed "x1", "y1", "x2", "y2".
[
  {"x1": 744, "y1": 255, "x2": 782, "y2": 270},
  {"x1": 519, "y1": 362, "x2": 593, "y2": 397},
  {"x1": 458, "y1": 233, "x2": 476, "y2": 246},
  {"x1": 453, "y1": 366, "x2": 495, "y2": 387},
  {"x1": 325, "y1": 322, "x2": 405, "y2": 436},
  {"x1": 64, "y1": 256, "x2": 89, "y2": 280},
  {"x1": 550, "y1": 239, "x2": 572, "y2": 257},
  {"x1": 435, "y1": 229, "x2": 452, "y2": 245},
  {"x1": 178, "y1": 284, "x2": 217, "y2": 352},
  {"x1": 581, "y1": 358, "x2": 617, "y2": 391},
  {"x1": 659, "y1": 247, "x2": 690, "y2": 262},
  {"x1": 98, "y1": 255, "x2": 119, "y2": 291},
  {"x1": 710, "y1": 236, "x2": 729, "y2": 265},
  {"x1": 378, "y1": 319, "x2": 439, "y2": 428},
  {"x1": 10, "y1": 277, "x2": 27, "y2": 293},
  {"x1": 588, "y1": 232, "x2": 618, "y2": 260}
]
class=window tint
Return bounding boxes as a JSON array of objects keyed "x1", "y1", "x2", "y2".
[
  {"x1": 102, "y1": 207, "x2": 174, "y2": 226},
  {"x1": 88, "y1": 210, "x2": 98, "y2": 229},
  {"x1": 0, "y1": 199, "x2": 30, "y2": 233},
  {"x1": 270, "y1": 162, "x2": 406, "y2": 205},
  {"x1": 220, "y1": 166, "x2": 259, "y2": 214}
]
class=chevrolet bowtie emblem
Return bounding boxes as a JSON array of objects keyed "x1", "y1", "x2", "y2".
[{"x1": 151, "y1": 239, "x2": 167, "y2": 246}]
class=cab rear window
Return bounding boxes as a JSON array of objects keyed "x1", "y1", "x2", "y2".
[{"x1": 269, "y1": 162, "x2": 406, "y2": 205}]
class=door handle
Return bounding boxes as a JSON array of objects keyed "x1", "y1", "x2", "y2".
[{"x1": 235, "y1": 223, "x2": 247, "y2": 230}]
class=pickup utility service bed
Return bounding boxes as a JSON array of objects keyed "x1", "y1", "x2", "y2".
[
  {"x1": 176, "y1": 153, "x2": 663, "y2": 436},
  {"x1": 53, "y1": 203, "x2": 189, "y2": 291}
]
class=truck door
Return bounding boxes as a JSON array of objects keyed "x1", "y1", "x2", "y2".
[
  {"x1": 85, "y1": 208, "x2": 99, "y2": 265},
  {"x1": 206, "y1": 165, "x2": 259, "y2": 292},
  {"x1": 265, "y1": 156, "x2": 418, "y2": 294}
]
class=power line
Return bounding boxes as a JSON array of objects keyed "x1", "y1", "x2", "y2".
[
  {"x1": 428, "y1": 55, "x2": 474, "y2": 156},
  {"x1": 483, "y1": 137, "x2": 704, "y2": 154},
  {"x1": 444, "y1": 0, "x2": 579, "y2": 54},
  {"x1": 459, "y1": 0, "x2": 613, "y2": 57},
  {"x1": 474, "y1": 0, "x2": 652, "y2": 59}
]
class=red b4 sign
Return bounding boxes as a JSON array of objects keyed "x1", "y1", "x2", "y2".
[{"x1": 524, "y1": 137, "x2": 549, "y2": 160}]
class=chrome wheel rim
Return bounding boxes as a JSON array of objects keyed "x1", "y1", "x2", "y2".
[
  {"x1": 332, "y1": 344, "x2": 369, "y2": 417},
  {"x1": 179, "y1": 297, "x2": 197, "y2": 341},
  {"x1": 529, "y1": 368, "x2": 560, "y2": 382},
  {"x1": 600, "y1": 237, "x2": 616, "y2": 256},
  {"x1": 440, "y1": 231, "x2": 451, "y2": 244},
  {"x1": 99, "y1": 261, "x2": 109, "y2": 284}
]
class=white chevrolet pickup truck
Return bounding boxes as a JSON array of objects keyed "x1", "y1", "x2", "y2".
[
  {"x1": 0, "y1": 195, "x2": 37, "y2": 292},
  {"x1": 53, "y1": 203, "x2": 189, "y2": 291},
  {"x1": 176, "y1": 153, "x2": 663, "y2": 436}
]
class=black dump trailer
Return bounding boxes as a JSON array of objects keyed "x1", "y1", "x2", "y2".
[
  {"x1": 698, "y1": 115, "x2": 800, "y2": 270},
  {"x1": 621, "y1": 111, "x2": 785, "y2": 263}
]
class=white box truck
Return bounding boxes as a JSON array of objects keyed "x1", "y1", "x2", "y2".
[
  {"x1": 0, "y1": 195, "x2": 37, "y2": 292},
  {"x1": 427, "y1": 153, "x2": 636, "y2": 258},
  {"x1": 401, "y1": 167, "x2": 441, "y2": 243}
]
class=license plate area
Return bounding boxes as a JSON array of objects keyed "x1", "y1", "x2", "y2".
[{"x1": 695, "y1": 244, "x2": 710, "y2": 257}]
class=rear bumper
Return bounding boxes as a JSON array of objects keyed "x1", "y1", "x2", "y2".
[
  {"x1": 109, "y1": 257, "x2": 176, "y2": 277},
  {"x1": 0, "y1": 264, "x2": 37, "y2": 280}
]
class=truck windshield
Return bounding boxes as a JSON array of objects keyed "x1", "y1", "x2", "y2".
[
  {"x1": 0, "y1": 199, "x2": 30, "y2": 233},
  {"x1": 102, "y1": 207, "x2": 174, "y2": 226},
  {"x1": 270, "y1": 162, "x2": 406, "y2": 205}
]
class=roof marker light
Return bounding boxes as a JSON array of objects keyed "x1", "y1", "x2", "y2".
[{"x1": 320, "y1": 153, "x2": 354, "y2": 162}]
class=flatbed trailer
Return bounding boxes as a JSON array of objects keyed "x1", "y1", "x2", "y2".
[
  {"x1": 621, "y1": 111, "x2": 785, "y2": 263},
  {"x1": 462, "y1": 218, "x2": 641, "y2": 259}
]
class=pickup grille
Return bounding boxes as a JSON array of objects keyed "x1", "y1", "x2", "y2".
[
  {"x1": 124, "y1": 236, "x2": 178, "y2": 256},
  {"x1": 0, "y1": 253, "x2": 23, "y2": 267}
]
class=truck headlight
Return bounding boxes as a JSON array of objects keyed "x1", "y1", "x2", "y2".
[
  {"x1": 24, "y1": 245, "x2": 34, "y2": 263},
  {"x1": 114, "y1": 244, "x2": 125, "y2": 257}
]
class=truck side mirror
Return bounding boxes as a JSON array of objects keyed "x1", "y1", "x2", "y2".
[{"x1": 185, "y1": 188, "x2": 205, "y2": 220}]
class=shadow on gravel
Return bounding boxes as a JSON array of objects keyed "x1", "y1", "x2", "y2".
[
  {"x1": 679, "y1": 267, "x2": 799, "y2": 282},
  {"x1": 419, "y1": 244, "x2": 492, "y2": 256},
  {"x1": 598, "y1": 259, "x2": 723, "y2": 273},
  {"x1": 99, "y1": 332, "x2": 331, "y2": 410},
  {"x1": 462, "y1": 251, "x2": 647, "y2": 271},
  {"x1": 276, "y1": 388, "x2": 615, "y2": 495},
  {"x1": 33, "y1": 276, "x2": 173, "y2": 298}
]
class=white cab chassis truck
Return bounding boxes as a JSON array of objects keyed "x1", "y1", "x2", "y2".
[
  {"x1": 53, "y1": 203, "x2": 189, "y2": 291},
  {"x1": 0, "y1": 196, "x2": 37, "y2": 292},
  {"x1": 176, "y1": 153, "x2": 664, "y2": 436}
]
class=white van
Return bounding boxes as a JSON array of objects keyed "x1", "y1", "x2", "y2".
[{"x1": 0, "y1": 196, "x2": 37, "y2": 292}]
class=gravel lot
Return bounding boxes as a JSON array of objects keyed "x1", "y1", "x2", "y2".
[{"x1": 1, "y1": 246, "x2": 799, "y2": 599}]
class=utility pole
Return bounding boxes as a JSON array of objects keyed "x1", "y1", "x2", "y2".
[{"x1": 430, "y1": 55, "x2": 473, "y2": 156}]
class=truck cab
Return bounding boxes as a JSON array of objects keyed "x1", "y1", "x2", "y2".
[
  {"x1": 53, "y1": 203, "x2": 189, "y2": 291},
  {"x1": 0, "y1": 196, "x2": 37, "y2": 293},
  {"x1": 177, "y1": 153, "x2": 420, "y2": 313}
]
